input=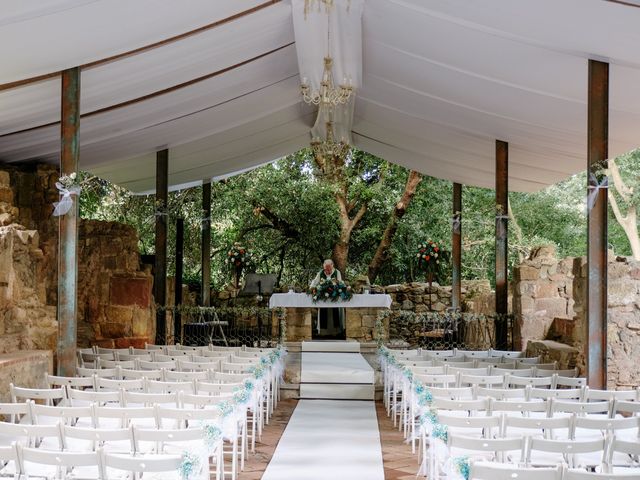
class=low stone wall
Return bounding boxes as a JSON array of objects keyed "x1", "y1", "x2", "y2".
[{"x1": 0, "y1": 350, "x2": 52, "y2": 403}]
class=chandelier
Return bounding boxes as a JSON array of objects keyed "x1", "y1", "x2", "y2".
[
  {"x1": 301, "y1": 56, "x2": 353, "y2": 107},
  {"x1": 311, "y1": 120, "x2": 350, "y2": 161}
]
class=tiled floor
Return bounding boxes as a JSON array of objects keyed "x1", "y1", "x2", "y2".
[{"x1": 237, "y1": 399, "x2": 418, "y2": 480}]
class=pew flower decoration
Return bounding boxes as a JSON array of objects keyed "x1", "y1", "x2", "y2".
[
  {"x1": 308, "y1": 278, "x2": 353, "y2": 303},
  {"x1": 202, "y1": 423, "x2": 222, "y2": 451},
  {"x1": 217, "y1": 401, "x2": 234, "y2": 418},
  {"x1": 452, "y1": 456, "x2": 471, "y2": 480},
  {"x1": 233, "y1": 387, "x2": 251, "y2": 405},
  {"x1": 431, "y1": 423, "x2": 449, "y2": 443},
  {"x1": 179, "y1": 451, "x2": 201, "y2": 480},
  {"x1": 53, "y1": 172, "x2": 82, "y2": 217}
]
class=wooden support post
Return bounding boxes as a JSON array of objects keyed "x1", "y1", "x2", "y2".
[
  {"x1": 452, "y1": 183, "x2": 462, "y2": 311},
  {"x1": 495, "y1": 139, "x2": 509, "y2": 350},
  {"x1": 587, "y1": 59, "x2": 609, "y2": 389},
  {"x1": 201, "y1": 181, "x2": 212, "y2": 307},
  {"x1": 57, "y1": 67, "x2": 81, "y2": 376},
  {"x1": 154, "y1": 149, "x2": 169, "y2": 345},
  {"x1": 174, "y1": 218, "x2": 184, "y2": 345}
]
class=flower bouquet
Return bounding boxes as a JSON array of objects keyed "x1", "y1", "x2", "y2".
[
  {"x1": 226, "y1": 243, "x2": 251, "y2": 288},
  {"x1": 416, "y1": 240, "x2": 449, "y2": 279},
  {"x1": 308, "y1": 278, "x2": 353, "y2": 303}
]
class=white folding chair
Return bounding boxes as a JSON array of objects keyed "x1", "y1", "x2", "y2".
[
  {"x1": 62, "y1": 424, "x2": 134, "y2": 454},
  {"x1": 0, "y1": 421, "x2": 62, "y2": 449},
  {"x1": 19, "y1": 444, "x2": 103, "y2": 480},
  {"x1": 525, "y1": 437, "x2": 606, "y2": 469},
  {"x1": 29, "y1": 402, "x2": 95, "y2": 428},
  {"x1": 0, "y1": 443, "x2": 22, "y2": 478},
  {"x1": 470, "y1": 461, "x2": 561, "y2": 480},
  {"x1": 67, "y1": 388, "x2": 122, "y2": 407},
  {"x1": 102, "y1": 451, "x2": 186, "y2": 480},
  {"x1": 10, "y1": 385, "x2": 66, "y2": 406}
]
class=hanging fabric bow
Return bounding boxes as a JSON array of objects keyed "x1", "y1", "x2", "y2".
[
  {"x1": 451, "y1": 213, "x2": 461, "y2": 234},
  {"x1": 587, "y1": 172, "x2": 608, "y2": 212},
  {"x1": 52, "y1": 182, "x2": 81, "y2": 217}
]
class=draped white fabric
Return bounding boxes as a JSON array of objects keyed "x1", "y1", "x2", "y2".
[{"x1": 2, "y1": 1, "x2": 640, "y2": 192}]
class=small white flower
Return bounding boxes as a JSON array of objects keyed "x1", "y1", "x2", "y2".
[
  {"x1": 434, "y1": 253, "x2": 438, "y2": 258},
  {"x1": 69, "y1": 172, "x2": 77, "y2": 180}
]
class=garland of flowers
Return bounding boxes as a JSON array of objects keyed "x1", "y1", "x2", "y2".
[{"x1": 308, "y1": 278, "x2": 353, "y2": 303}]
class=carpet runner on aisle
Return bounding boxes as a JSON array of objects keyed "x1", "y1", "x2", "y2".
[{"x1": 261, "y1": 399, "x2": 384, "y2": 480}]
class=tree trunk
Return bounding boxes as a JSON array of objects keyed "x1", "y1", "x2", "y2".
[
  {"x1": 367, "y1": 170, "x2": 423, "y2": 283},
  {"x1": 331, "y1": 192, "x2": 366, "y2": 274},
  {"x1": 607, "y1": 158, "x2": 640, "y2": 260}
]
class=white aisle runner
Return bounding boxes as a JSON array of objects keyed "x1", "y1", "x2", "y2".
[{"x1": 261, "y1": 400, "x2": 385, "y2": 480}]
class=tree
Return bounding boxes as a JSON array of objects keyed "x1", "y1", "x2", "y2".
[{"x1": 606, "y1": 149, "x2": 640, "y2": 260}]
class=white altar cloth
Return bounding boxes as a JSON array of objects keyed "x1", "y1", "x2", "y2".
[{"x1": 269, "y1": 293, "x2": 392, "y2": 309}]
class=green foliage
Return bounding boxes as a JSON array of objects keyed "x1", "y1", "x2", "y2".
[{"x1": 78, "y1": 147, "x2": 640, "y2": 291}]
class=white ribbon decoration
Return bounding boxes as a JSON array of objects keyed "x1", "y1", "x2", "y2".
[
  {"x1": 451, "y1": 214, "x2": 461, "y2": 235},
  {"x1": 52, "y1": 183, "x2": 81, "y2": 217},
  {"x1": 587, "y1": 172, "x2": 608, "y2": 212}
]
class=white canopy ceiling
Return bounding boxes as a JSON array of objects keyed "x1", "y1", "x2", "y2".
[{"x1": 1, "y1": 0, "x2": 640, "y2": 193}]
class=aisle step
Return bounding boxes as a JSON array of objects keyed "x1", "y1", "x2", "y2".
[
  {"x1": 301, "y1": 341, "x2": 360, "y2": 353},
  {"x1": 300, "y1": 383, "x2": 374, "y2": 400}
]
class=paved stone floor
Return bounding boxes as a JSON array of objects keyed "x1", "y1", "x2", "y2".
[{"x1": 237, "y1": 399, "x2": 418, "y2": 480}]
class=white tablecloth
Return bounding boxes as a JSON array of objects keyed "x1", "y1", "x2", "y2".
[{"x1": 269, "y1": 293, "x2": 392, "y2": 309}]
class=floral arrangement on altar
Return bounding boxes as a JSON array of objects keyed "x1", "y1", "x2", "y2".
[
  {"x1": 416, "y1": 240, "x2": 450, "y2": 280},
  {"x1": 225, "y1": 243, "x2": 251, "y2": 269},
  {"x1": 308, "y1": 278, "x2": 353, "y2": 303}
]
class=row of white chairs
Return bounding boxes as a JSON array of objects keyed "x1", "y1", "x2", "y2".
[
  {"x1": 386, "y1": 348, "x2": 529, "y2": 359},
  {"x1": 0, "y1": 441, "x2": 217, "y2": 480},
  {"x1": 471, "y1": 461, "x2": 640, "y2": 480}
]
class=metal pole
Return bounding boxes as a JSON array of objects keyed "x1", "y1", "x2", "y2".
[
  {"x1": 495, "y1": 140, "x2": 509, "y2": 350},
  {"x1": 452, "y1": 183, "x2": 462, "y2": 311},
  {"x1": 154, "y1": 149, "x2": 169, "y2": 345},
  {"x1": 57, "y1": 67, "x2": 80, "y2": 377},
  {"x1": 201, "y1": 181, "x2": 212, "y2": 307},
  {"x1": 587, "y1": 59, "x2": 609, "y2": 389},
  {"x1": 174, "y1": 218, "x2": 184, "y2": 345}
]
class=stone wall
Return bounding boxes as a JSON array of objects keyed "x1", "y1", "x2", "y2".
[
  {"x1": 512, "y1": 245, "x2": 575, "y2": 351},
  {"x1": 77, "y1": 221, "x2": 155, "y2": 349},
  {"x1": 514, "y1": 246, "x2": 640, "y2": 389},
  {"x1": 0, "y1": 163, "x2": 155, "y2": 354}
]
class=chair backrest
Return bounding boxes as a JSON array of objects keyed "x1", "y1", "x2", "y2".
[
  {"x1": 77, "y1": 367, "x2": 119, "y2": 378},
  {"x1": 156, "y1": 406, "x2": 223, "y2": 428},
  {"x1": 489, "y1": 399, "x2": 548, "y2": 416},
  {"x1": 178, "y1": 359, "x2": 221, "y2": 372},
  {"x1": 457, "y1": 350, "x2": 491, "y2": 358},
  {"x1": 46, "y1": 374, "x2": 94, "y2": 390},
  {"x1": 551, "y1": 400, "x2": 611, "y2": 417},
  {"x1": 138, "y1": 359, "x2": 176, "y2": 371},
  {"x1": 489, "y1": 350, "x2": 525, "y2": 359},
  {"x1": 19, "y1": 445, "x2": 102, "y2": 474},
  {"x1": 507, "y1": 375, "x2": 553, "y2": 388},
  {"x1": 494, "y1": 367, "x2": 534, "y2": 377},
  {"x1": 195, "y1": 351, "x2": 230, "y2": 360},
  {"x1": 502, "y1": 415, "x2": 572, "y2": 439},
  {"x1": 96, "y1": 377, "x2": 144, "y2": 392},
  {"x1": 102, "y1": 451, "x2": 183, "y2": 476},
  {"x1": 605, "y1": 436, "x2": 640, "y2": 467},
  {"x1": 448, "y1": 434, "x2": 525, "y2": 463},
  {"x1": 115, "y1": 352, "x2": 152, "y2": 362},
  {"x1": 413, "y1": 373, "x2": 457, "y2": 387},
  {"x1": 122, "y1": 391, "x2": 179, "y2": 408},
  {"x1": 561, "y1": 467, "x2": 640, "y2": 480},
  {"x1": 93, "y1": 406, "x2": 158, "y2": 428},
  {"x1": 530, "y1": 388, "x2": 582, "y2": 401},
  {"x1": 476, "y1": 387, "x2": 527, "y2": 400},
  {"x1": 165, "y1": 369, "x2": 209, "y2": 382},
  {"x1": 459, "y1": 374, "x2": 505, "y2": 388},
  {"x1": 585, "y1": 388, "x2": 638, "y2": 402},
  {"x1": 132, "y1": 426, "x2": 205, "y2": 453},
  {"x1": 119, "y1": 368, "x2": 163, "y2": 380},
  {"x1": 432, "y1": 397, "x2": 490, "y2": 414},
  {"x1": 10, "y1": 384, "x2": 66, "y2": 406},
  {"x1": 67, "y1": 387, "x2": 122, "y2": 406},
  {"x1": 211, "y1": 372, "x2": 251, "y2": 383},
  {"x1": 470, "y1": 461, "x2": 560, "y2": 480},
  {"x1": 613, "y1": 399, "x2": 640, "y2": 416},
  {"x1": 437, "y1": 413, "x2": 500, "y2": 437},
  {"x1": 423, "y1": 349, "x2": 455, "y2": 358},
  {"x1": 447, "y1": 367, "x2": 490, "y2": 376},
  {"x1": 97, "y1": 358, "x2": 135, "y2": 369},
  {"x1": 62, "y1": 424, "x2": 133, "y2": 451},
  {"x1": 410, "y1": 366, "x2": 446, "y2": 375},
  {"x1": 526, "y1": 437, "x2": 606, "y2": 468},
  {"x1": 574, "y1": 416, "x2": 639, "y2": 438},
  {"x1": 0, "y1": 443, "x2": 21, "y2": 476},
  {"x1": 428, "y1": 386, "x2": 475, "y2": 400},
  {"x1": 221, "y1": 362, "x2": 252, "y2": 373},
  {"x1": 515, "y1": 356, "x2": 541, "y2": 365},
  {"x1": 165, "y1": 349, "x2": 193, "y2": 357},
  {"x1": 399, "y1": 359, "x2": 434, "y2": 368},
  {"x1": 144, "y1": 343, "x2": 166, "y2": 352},
  {"x1": 0, "y1": 421, "x2": 62, "y2": 448},
  {"x1": 553, "y1": 375, "x2": 586, "y2": 388},
  {"x1": 145, "y1": 380, "x2": 194, "y2": 394},
  {"x1": 0, "y1": 402, "x2": 31, "y2": 424},
  {"x1": 29, "y1": 402, "x2": 95, "y2": 427},
  {"x1": 195, "y1": 381, "x2": 242, "y2": 396}
]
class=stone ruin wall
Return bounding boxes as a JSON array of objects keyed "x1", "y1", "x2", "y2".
[
  {"x1": 0, "y1": 163, "x2": 155, "y2": 359},
  {"x1": 513, "y1": 245, "x2": 640, "y2": 389}
]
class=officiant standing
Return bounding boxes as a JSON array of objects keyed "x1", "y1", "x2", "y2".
[{"x1": 310, "y1": 259, "x2": 346, "y2": 339}]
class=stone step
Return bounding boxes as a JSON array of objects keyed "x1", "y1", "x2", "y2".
[
  {"x1": 299, "y1": 383, "x2": 374, "y2": 400},
  {"x1": 301, "y1": 341, "x2": 360, "y2": 353}
]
